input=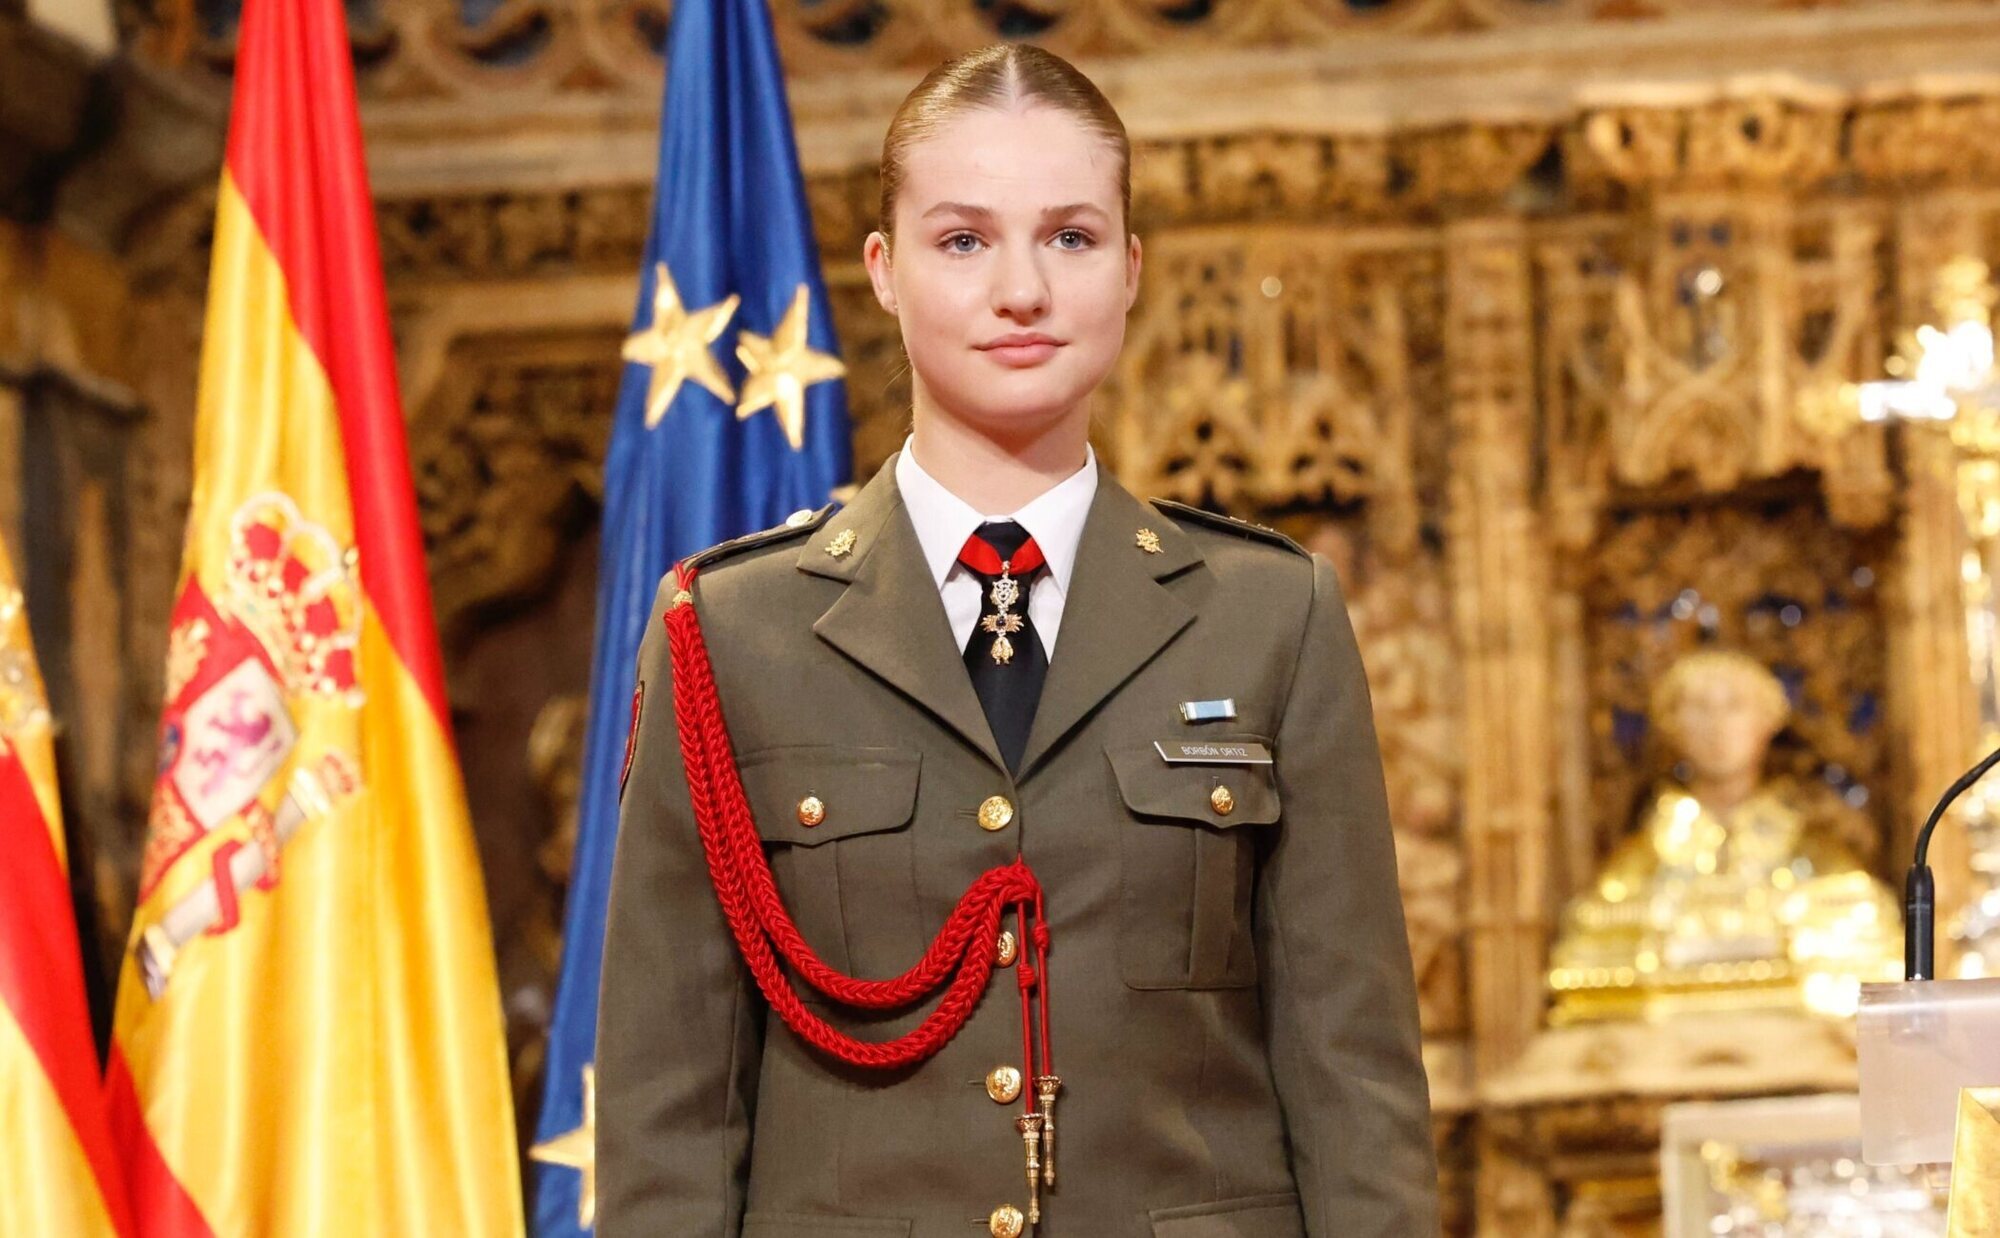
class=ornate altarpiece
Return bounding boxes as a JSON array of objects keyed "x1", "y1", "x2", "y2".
[{"x1": 21, "y1": 0, "x2": 2000, "y2": 1231}]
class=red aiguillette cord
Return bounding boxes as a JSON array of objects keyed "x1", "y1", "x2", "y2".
[{"x1": 663, "y1": 560, "x2": 1056, "y2": 1097}]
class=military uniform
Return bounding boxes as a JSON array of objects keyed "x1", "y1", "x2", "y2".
[{"x1": 597, "y1": 451, "x2": 1438, "y2": 1238}]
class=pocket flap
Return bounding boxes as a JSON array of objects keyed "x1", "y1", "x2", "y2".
[
  {"x1": 737, "y1": 745, "x2": 921, "y2": 846},
  {"x1": 1149, "y1": 1192, "x2": 1304, "y2": 1238},
  {"x1": 1107, "y1": 740, "x2": 1281, "y2": 827}
]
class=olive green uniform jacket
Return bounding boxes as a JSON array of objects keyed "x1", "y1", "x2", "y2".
[{"x1": 597, "y1": 454, "x2": 1437, "y2": 1238}]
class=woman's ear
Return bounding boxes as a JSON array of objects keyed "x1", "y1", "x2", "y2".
[
  {"x1": 863, "y1": 231, "x2": 897, "y2": 315},
  {"x1": 1125, "y1": 232, "x2": 1143, "y2": 312}
]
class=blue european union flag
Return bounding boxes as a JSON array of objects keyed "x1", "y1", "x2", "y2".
[{"x1": 528, "y1": 0, "x2": 850, "y2": 1226}]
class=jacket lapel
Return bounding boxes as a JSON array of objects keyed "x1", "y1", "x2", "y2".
[
  {"x1": 803, "y1": 455, "x2": 1006, "y2": 772},
  {"x1": 1014, "y1": 477, "x2": 1203, "y2": 780}
]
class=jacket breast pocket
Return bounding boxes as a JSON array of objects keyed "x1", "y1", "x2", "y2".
[
  {"x1": 1106, "y1": 740, "x2": 1280, "y2": 990},
  {"x1": 738, "y1": 745, "x2": 921, "y2": 976}
]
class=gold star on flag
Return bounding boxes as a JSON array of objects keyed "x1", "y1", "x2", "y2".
[
  {"x1": 735, "y1": 283, "x2": 845, "y2": 450},
  {"x1": 530, "y1": 1064, "x2": 598, "y2": 1228},
  {"x1": 623, "y1": 264, "x2": 740, "y2": 428}
]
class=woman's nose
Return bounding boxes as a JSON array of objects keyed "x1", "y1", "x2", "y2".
[{"x1": 992, "y1": 247, "x2": 1050, "y2": 320}]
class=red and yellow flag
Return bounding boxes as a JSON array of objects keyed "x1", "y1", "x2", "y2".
[
  {"x1": 106, "y1": 0, "x2": 525, "y2": 1231},
  {"x1": 0, "y1": 539, "x2": 134, "y2": 1236}
]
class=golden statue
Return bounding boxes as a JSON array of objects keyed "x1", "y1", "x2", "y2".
[{"x1": 1548, "y1": 651, "x2": 1902, "y2": 1025}]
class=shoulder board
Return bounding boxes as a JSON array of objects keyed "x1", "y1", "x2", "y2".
[
  {"x1": 685, "y1": 503, "x2": 837, "y2": 572},
  {"x1": 1147, "y1": 498, "x2": 1308, "y2": 557}
]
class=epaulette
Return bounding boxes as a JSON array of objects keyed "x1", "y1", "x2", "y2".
[
  {"x1": 685, "y1": 503, "x2": 837, "y2": 572},
  {"x1": 1148, "y1": 498, "x2": 1308, "y2": 557}
]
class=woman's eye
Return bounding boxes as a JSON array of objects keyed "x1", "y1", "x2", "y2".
[
  {"x1": 1054, "y1": 229, "x2": 1093, "y2": 250},
  {"x1": 943, "y1": 233, "x2": 983, "y2": 254}
]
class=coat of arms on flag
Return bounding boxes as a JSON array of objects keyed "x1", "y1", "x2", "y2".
[{"x1": 135, "y1": 493, "x2": 365, "y2": 998}]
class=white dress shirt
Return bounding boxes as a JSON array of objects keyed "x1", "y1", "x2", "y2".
[{"x1": 894, "y1": 436, "x2": 1098, "y2": 659}]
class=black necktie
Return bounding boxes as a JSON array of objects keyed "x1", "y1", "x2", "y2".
[{"x1": 959, "y1": 520, "x2": 1049, "y2": 774}]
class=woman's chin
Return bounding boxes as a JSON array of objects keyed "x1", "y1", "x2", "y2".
[{"x1": 933, "y1": 386, "x2": 1094, "y2": 433}]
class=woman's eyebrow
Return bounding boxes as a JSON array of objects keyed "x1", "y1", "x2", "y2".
[{"x1": 920, "y1": 201, "x2": 1110, "y2": 222}]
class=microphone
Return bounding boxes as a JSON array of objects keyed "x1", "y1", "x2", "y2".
[{"x1": 1906, "y1": 743, "x2": 2000, "y2": 980}]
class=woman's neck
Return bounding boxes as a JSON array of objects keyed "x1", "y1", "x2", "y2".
[{"x1": 907, "y1": 398, "x2": 1092, "y2": 515}]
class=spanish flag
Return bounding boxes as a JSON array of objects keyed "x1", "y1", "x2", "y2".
[
  {"x1": 105, "y1": 0, "x2": 525, "y2": 1230},
  {"x1": 0, "y1": 539, "x2": 133, "y2": 1235}
]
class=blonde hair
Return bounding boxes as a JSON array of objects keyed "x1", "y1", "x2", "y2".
[
  {"x1": 878, "y1": 44, "x2": 1131, "y2": 241},
  {"x1": 1651, "y1": 650, "x2": 1790, "y2": 748}
]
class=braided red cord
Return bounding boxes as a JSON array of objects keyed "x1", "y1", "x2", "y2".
[{"x1": 665, "y1": 561, "x2": 1051, "y2": 1071}]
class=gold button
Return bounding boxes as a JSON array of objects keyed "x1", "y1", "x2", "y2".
[
  {"x1": 977, "y1": 795, "x2": 1015, "y2": 831},
  {"x1": 985, "y1": 1065, "x2": 1023, "y2": 1103},
  {"x1": 989, "y1": 1205, "x2": 1026, "y2": 1238},
  {"x1": 797, "y1": 795, "x2": 825, "y2": 827},
  {"x1": 1210, "y1": 784, "x2": 1235, "y2": 816},
  {"x1": 995, "y1": 930, "x2": 1018, "y2": 966}
]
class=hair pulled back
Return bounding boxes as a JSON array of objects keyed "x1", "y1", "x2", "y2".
[{"x1": 878, "y1": 44, "x2": 1131, "y2": 240}]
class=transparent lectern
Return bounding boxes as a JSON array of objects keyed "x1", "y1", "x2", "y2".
[
  {"x1": 1860, "y1": 976, "x2": 2000, "y2": 1165},
  {"x1": 1860, "y1": 743, "x2": 2000, "y2": 1175}
]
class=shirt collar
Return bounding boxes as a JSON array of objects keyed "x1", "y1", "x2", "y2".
[{"x1": 895, "y1": 434, "x2": 1098, "y2": 598}]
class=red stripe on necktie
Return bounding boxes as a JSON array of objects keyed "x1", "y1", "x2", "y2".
[{"x1": 957, "y1": 533, "x2": 1046, "y2": 577}]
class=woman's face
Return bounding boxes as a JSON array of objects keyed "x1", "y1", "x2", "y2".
[{"x1": 864, "y1": 103, "x2": 1142, "y2": 437}]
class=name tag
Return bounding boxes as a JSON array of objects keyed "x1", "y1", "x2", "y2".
[{"x1": 1154, "y1": 739, "x2": 1273, "y2": 765}]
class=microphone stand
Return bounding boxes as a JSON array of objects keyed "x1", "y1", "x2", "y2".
[{"x1": 1906, "y1": 743, "x2": 2000, "y2": 980}]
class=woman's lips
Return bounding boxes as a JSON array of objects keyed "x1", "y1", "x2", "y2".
[{"x1": 979, "y1": 339, "x2": 1064, "y2": 367}]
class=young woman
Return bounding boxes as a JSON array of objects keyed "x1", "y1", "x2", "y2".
[{"x1": 597, "y1": 44, "x2": 1437, "y2": 1238}]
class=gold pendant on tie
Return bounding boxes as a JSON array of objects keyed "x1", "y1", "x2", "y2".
[{"x1": 980, "y1": 562, "x2": 1027, "y2": 665}]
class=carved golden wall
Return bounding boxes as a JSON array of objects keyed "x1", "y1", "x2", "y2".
[{"x1": 16, "y1": 0, "x2": 2000, "y2": 1230}]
